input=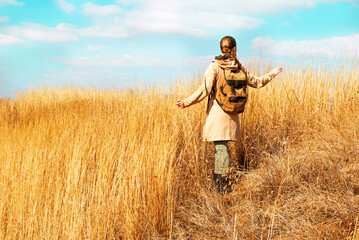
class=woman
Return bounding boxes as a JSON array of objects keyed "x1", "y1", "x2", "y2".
[{"x1": 176, "y1": 36, "x2": 282, "y2": 194}]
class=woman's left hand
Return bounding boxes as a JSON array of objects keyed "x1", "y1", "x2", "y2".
[{"x1": 270, "y1": 67, "x2": 282, "y2": 77}]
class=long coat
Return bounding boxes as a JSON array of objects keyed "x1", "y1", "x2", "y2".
[{"x1": 182, "y1": 58, "x2": 276, "y2": 141}]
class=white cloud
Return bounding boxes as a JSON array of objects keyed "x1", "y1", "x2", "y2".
[
  {"x1": 0, "y1": 16, "x2": 9, "y2": 22},
  {"x1": 86, "y1": 45, "x2": 107, "y2": 51},
  {"x1": 55, "y1": 22, "x2": 77, "y2": 32},
  {"x1": 54, "y1": 0, "x2": 76, "y2": 13},
  {"x1": 112, "y1": 0, "x2": 356, "y2": 37},
  {"x1": 0, "y1": 33, "x2": 23, "y2": 44},
  {"x1": 251, "y1": 34, "x2": 359, "y2": 58},
  {"x1": 0, "y1": 0, "x2": 23, "y2": 6},
  {"x1": 5, "y1": 21, "x2": 132, "y2": 42},
  {"x1": 120, "y1": 1, "x2": 266, "y2": 37},
  {"x1": 56, "y1": 53, "x2": 170, "y2": 68},
  {"x1": 252, "y1": 36, "x2": 275, "y2": 51},
  {"x1": 6, "y1": 22, "x2": 78, "y2": 43},
  {"x1": 83, "y1": 3, "x2": 122, "y2": 16},
  {"x1": 125, "y1": 10, "x2": 207, "y2": 37},
  {"x1": 125, "y1": 10, "x2": 262, "y2": 37},
  {"x1": 181, "y1": 55, "x2": 216, "y2": 69},
  {"x1": 43, "y1": 67, "x2": 129, "y2": 88},
  {"x1": 116, "y1": 0, "x2": 357, "y2": 15},
  {"x1": 190, "y1": 12, "x2": 263, "y2": 30},
  {"x1": 79, "y1": 25, "x2": 130, "y2": 38}
]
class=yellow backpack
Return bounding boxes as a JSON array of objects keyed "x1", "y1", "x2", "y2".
[{"x1": 214, "y1": 67, "x2": 247, "y2": 114}]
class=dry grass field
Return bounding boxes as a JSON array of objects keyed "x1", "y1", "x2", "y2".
[{"x1": 0, "y1": 60, "x2": 358, "y2": 239}]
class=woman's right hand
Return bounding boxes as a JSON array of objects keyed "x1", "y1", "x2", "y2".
[{"x1": 176, "y1": 100, "x2": 185, "y2": 109}]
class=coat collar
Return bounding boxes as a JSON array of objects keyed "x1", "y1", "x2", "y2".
[{"x1": 214, "y1": 54, "x2": 240, "y2": 70}]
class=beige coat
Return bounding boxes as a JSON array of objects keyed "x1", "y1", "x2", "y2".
[{"x1": 183, "y1": 58, "x2": 276, "y2": 141}]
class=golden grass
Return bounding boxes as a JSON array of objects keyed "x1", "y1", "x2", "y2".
[{"x1": 0, "y1": 60, "x2": 358, "y2": 239}]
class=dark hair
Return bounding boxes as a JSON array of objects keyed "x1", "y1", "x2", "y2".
[{"x1": 220, "y1": 36, "x2": 240, "y2": 67}]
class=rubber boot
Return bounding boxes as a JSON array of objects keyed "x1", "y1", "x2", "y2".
[
  {"x1": 213, "y1": 173, "x2": 224, "y2": 194},
  {"x1": 222, "y1": 175, "x2": 233, "y2": 194},
  {"x1": 214, "y1": 174, "x2": 234, "y2": 194}
]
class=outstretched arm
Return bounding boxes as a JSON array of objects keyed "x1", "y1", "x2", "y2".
[
  {"x1": 242, "y1": 65, "x2": 282, "y2": 88},
  {"x1": 176, "y1": 63, "x2": 217, "y2": 109}
]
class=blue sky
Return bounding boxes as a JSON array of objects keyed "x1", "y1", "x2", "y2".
[{"x1": 0, "y1": 0, "x2": 358, "y2": 97}]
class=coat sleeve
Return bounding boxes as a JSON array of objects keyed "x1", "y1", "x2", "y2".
[
  {"x1": 182, "y1": 63, "x2": 217, "y2": 108},
  {"x1": 241, "y1": 64, "x2": 276, "y2": 88}
]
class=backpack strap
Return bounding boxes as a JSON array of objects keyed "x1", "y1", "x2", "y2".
[{"x1": 206, "y1": 86, "x2": 215, "y2": 114}]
